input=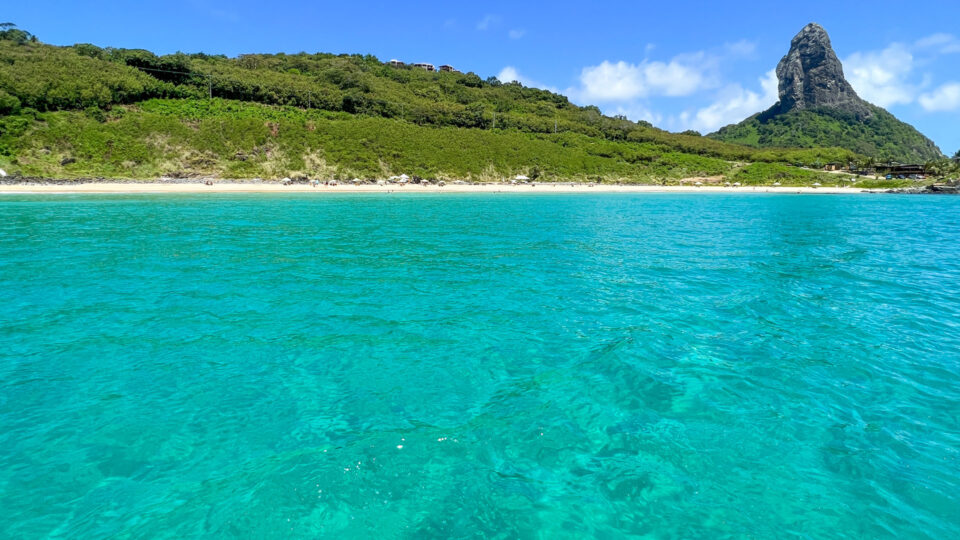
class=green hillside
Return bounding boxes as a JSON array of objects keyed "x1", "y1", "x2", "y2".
[
  {"x1": 710, "y1": 106, "x2": 943, "y2": 164},
  {"x1": 0, "y1": 27, "x2": 874, "y2": 182}
]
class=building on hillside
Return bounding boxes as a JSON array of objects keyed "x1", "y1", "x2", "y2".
[
  {"x1": 877, "y1": 163, "x2": 927, "y2": 177},
  {"x1": 388, "y1": 59, "x2": 405, "y2": 68},
  {"x1": 439, "y1": 65, "x2": 460, "y2": 73},
  {"x1": 824, "y1": 162, "x2": 843, "y2": 171},
  {"x1": 413, "y1": 63, "x2": 435, "y2": 72}
]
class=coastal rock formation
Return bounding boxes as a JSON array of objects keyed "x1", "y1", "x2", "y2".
[
  {"x1": 773, "y1": 23, "x2": 870, "y2": 117},
  {"x1": 710, "y1": 23, "x2": 943, "y2": 162}
]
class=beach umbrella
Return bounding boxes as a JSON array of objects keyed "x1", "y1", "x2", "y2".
[{"x1": 0, "y1": 168, "x2": 6, "y2": 177}]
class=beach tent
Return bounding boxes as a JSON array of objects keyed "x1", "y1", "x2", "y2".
[{"x1": 515, "y1": 175, "x2": 530, "y2": 181}]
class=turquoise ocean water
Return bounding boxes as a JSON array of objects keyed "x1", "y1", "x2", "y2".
[{"x1": 1, "y1": 193, "x2": 958, "y2": 538}]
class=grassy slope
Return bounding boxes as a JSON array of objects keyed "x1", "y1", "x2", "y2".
[
  {"x1": 710, "y1": 105, "x2": 943, "y2": 163},
  {"x1": 4, "y1": 100, "x2": 735, "y2": 181}
]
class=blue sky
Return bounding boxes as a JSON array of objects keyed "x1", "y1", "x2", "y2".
[{"x1": 8, "y1": 1, "x2": 960, "y2": 154}]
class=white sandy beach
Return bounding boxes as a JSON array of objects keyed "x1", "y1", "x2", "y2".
[{"x1": 0, "y1": 182, "x2": 882, "y2": 194}]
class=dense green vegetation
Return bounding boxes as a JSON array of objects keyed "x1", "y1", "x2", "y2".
[
  {"x1": 730, "y1": 163, "x2": 848, "y2": 186},
  {"x1": 710, "y1": 105, "x2": 942, "y2": 164},
  {"x1": 0, "y1": 25, "x2": 941, "y2": 182},
  {"x1": 3, "y1": 100, "x2": 734, "y2": 181}
]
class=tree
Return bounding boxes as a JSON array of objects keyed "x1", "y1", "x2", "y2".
[
  {"x1": 0, "y1": 23, "x2": 34, "y2": 45},
  {"x1": 72, "y1": 43, "x2": 104, "y2": 59},
  {"x1": 925, "y1": 160, "x2": 946, "y2": 178},
  {"x1": 0, "y1": 89, "x2": 20, "y2": 115}
]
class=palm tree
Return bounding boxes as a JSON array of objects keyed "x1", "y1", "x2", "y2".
[{"x1": 925, "y1": 160, "x2": 944, "y2": 178}]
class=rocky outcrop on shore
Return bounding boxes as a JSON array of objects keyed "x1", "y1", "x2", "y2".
[{"x1": 886, "y1": 182, "x2": 960, "y2": 194}]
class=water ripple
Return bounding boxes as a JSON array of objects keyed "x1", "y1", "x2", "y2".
[{"x1": 0, "y1": 193, "x2": 958, "y2": 538}]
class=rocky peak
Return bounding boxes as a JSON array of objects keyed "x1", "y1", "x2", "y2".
[{"x1": 773, "y1": 23, "x2": 870, "y2": 117}]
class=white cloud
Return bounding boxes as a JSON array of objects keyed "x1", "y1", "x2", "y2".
[
  {"x1": 839, "y1": 33, "x2": 960, "y2": 111},
  {"x1": 724, "y1": 39, "x2": 757, "y2": 57},
  {"x1": 843, "y1": 43, "x2": 917, "y2": 107},
  {"x1": 497, "y1": 66, "x2": 524, "y2": 84},
  {"x1": 919, "y1": 83, "x2": 960, "y2": 112},
  {"x1": 915, "y1": 33, "x2": 960, "y2": 54},
  {"x1": 683, "y1": 70, "x2": 779, "y2": 132},
  {"x1": 508, "y1": 29, "x2": 525, "y2": 40},
  {"x1": 476, "y1": 14, "x2": 499, "y2": 31},
  {"x1": 611, "y1": 103, "x2": 663, "y2": 125},
  {"x1": 577, "y1": 58, "x2": 708, "y2": 101},
  {"x1": 497, "y1": 67, "x2": 557, "y2": 92}
]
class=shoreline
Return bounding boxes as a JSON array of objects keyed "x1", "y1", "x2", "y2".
[{"x1": 0, "y1": 181, "x2": 884, "y2": 195}]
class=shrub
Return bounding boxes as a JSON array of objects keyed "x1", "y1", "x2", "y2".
[{"x1": 0, "y1": 89, "x2": 20, "y2": 115}]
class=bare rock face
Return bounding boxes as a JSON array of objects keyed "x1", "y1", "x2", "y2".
[
  {"x1": 773, "y1": 23, "x2": 870, "y2": 117},
  {"x1": 711, "y1": 23, "x2": 943, "y2": 162}
]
